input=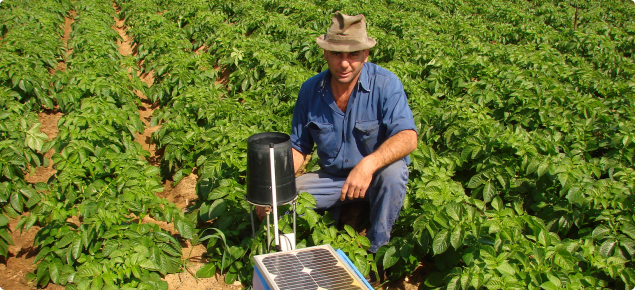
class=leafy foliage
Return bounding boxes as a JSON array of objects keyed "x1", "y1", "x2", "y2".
[{"x1": 2, "y1": 0, "x2": 635, "y2": 289}]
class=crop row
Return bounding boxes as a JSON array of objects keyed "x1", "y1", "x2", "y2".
[
  {"x1": 1, "y1": 0, "x2": 196, "y2": 288},
  {"x1": 0, "y1": 0, "x2": 66, "y2": 262}
]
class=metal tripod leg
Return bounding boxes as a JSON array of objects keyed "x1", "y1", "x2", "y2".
[
  {"x1": 266, "y1": 209, "x2": 271, "y2": 253},
  {"x1": 293, "y1": 201, "x2": 297, "y2": 239},
  {"x1": 249, "y1": 205, "x2": 256, "y2": 238}
]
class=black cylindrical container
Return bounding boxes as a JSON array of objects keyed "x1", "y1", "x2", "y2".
[{"x1": 246, "y1": 132, "x2": 297, "y2": 206}]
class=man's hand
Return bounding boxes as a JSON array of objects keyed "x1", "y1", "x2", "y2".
[
  {"x1": 340, "y1": 158, "x2": 375, "y2": 201},
  {"x1": 255, "y1": 205, "x2": 270, "y2": 220},
  {"x1": 340, "y1": 130, "x2": 417, "y2": 201}
]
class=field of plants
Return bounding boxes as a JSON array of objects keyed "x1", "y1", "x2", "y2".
[{"x1": 1, "y1": 0, "x2": 634, "y2": 289}]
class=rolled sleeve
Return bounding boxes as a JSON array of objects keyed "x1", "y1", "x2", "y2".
[
  {"x1": 381, "y1": 77, "x2": 418, "y2": 138},
  {"x1": 290, "y1": 85, "x2": 314, "y2": 155}
]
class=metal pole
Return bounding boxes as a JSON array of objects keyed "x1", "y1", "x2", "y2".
[
  {"x1": 293, "y1": 200, "x2": 297, "y2": 239},
  {"x1": 249, "y1": 204, "x2": 256, "y2": 238},
  {"x1": 266, "y1": 209, "x2": 271, "y2": 253},
  {"x1": 269, "y1": 144, "x2": 280, "y2": 251}
]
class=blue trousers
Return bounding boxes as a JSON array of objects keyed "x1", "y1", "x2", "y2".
[{"x1": 296, "y1": 159, "x2": 408, "y2": 253}]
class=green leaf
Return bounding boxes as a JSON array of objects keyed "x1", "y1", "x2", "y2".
[
  {"x1": 353, "y1": 254, "x2": 369, "y2": 277},
  {"x1": 400, "y1": 243, "x2": 413, "y2": 258},
  {"x1": 621, "y1": 222, "x2": 635, "y2": 240},
  {"x1": 447, "y1": 276, "x2": 460, "y2": 290},
  {"x1": 445, "y1": 203, "x2": 461, "y2": 221},
  {"x1": 382, "y1": 246, "x2": 399, "y2": 268},
  {"x1": 467, "y1": 174, "x2": 483, "y2": 189},
  {"x1": 10, "y1": 191, "x2": 24, "y2": 213},
  {"x1": 592, "y1": 225, "x2": 611, "y2": 239},
  {"x1": 356, "y1": 236, "x2": 371, "y2": 249},
  {"x1": 450, "y1": 227, "x2": 463, "y2": 250},
  {"x1": 540, "y1": 281, "x2": 559, "y2": 290},
  {"x1": 461, "y1": 145, "x2": 475, "y2": 161},
  {"x1": 196, "y1": 263, "x2": 216, "y2": 278},
  {"x1": 49, "y1": 258, "x2": 63, "y2": 284},
  {"x1": 432, "y1": 229, "x2": 450, "y2": 255},
  {"x1": 34, "y1": 247, "x2": 51, "y2": 263},
  {"x1": 143, "y1": 166, "x2": 161, "y2": 177},
  {"x1": 71, "y1": 237, "x2": 82, "y2": 260},
  {"x1": 491, "y1": 197, "x2": 502, "y2": 212},
  {"x1": 140, "y1": 259, "x2": 160, "y2": 271},
  {"x1": 599, "y1": 239, "x2": 616, "y2": 257},
  {"x1": 25, "y1": 193, "x2": 41, "y2": 209},
  {"x1": 483, "y1": 182, "x2": 497, "y2": 202},
  {"x1": 0, "y1": 214, "x2": 8, "y2": 227},
  {"x1": 175, "y1": 218, "x2": 194, "y2": 239},
  {"x1": 90, "y1": 276, "x2": 104, "y2": 290},
  {"x1": 158, "y1": 242, "x2": 181, "y2": 257},
  {"x1": 25, "y1": 123, "x2": 47, "y2": 151},
  {"x1": 224, "y1": 271, "x2": 237, "y2": 284},
  {"x1": 0, "y1": 240, "x2": 7, "y2": 258},
  {"x1": 496, "y1": 262, "x2": 515, "y2": 275},
  {"x1": 207, "y1": 186, "x2": 230, "y2": 200},
  {"x1": 537, "y1": 160, "x2": 549, "y2": 177},
  {"x1": 37, "y1": 260, "x2": 50, "y2": 288},
  {"x1": 533, "y1": 248, "x2": 545, "y2": 265},
  {"x1": 207, "y1": 199, "x2": 227, "y2": 220},
  {"x1": 344, "y1": 225, "x2": 356, "y2": 237},
  {"x1": 0, "y1": 228, "x2": 14, "y2": 245},
  {"x1": 304, "y1": 209, "x2": 320, "y2": 228},
  {"x1": 526, "y1": 158, "x2": 540, "y2": 175}
]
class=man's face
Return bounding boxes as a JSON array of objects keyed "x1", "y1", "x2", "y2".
[{"x1": 324, "y1": 49, "x2": 369, "y2": 85}]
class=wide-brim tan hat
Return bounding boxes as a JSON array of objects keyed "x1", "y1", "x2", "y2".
[{"x1": 316, "y1": 11, "x2": 376, "y2": 52}]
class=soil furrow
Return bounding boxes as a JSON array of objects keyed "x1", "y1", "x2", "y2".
[{"x1": 111, "y1": 4, "x2": 239, "y2": 289}]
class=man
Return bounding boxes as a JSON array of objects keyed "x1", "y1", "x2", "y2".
[{"x1": 290, "y1": 11, "x2": 418, "y2": 256}]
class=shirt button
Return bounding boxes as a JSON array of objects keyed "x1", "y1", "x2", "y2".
[{"x1": 345, "y1": 159, "x2": 349, "y2": 162}]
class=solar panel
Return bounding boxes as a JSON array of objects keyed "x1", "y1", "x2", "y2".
[{"x1": 253, "y1": 245, "x2": 371, "y2": 290}]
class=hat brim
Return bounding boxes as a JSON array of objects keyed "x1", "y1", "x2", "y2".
[{"x1": 316, "y1": 35, "x2": 376, "y2": 52}]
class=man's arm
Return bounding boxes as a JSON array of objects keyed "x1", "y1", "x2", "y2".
[
  {"x1": 340, "y1": 129, "x2": 417, "y2": 201},
  {"x1": 292, "y1": 148, "x2": 307, "y2": 174}
]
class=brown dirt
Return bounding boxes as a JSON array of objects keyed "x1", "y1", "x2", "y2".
[
  {"x1": 165, "y1": 241, "x2": 242, "y2": 290},
  {"x1": 379, "y1": 269, "x2": 423, "y2": 290},
  {"x1": 158, "y1": 174, "x2": 199, "y2": 210},
  {"x1": 49, "y1": 11, "x2": 75, "y2": 74},
  {"x1": 113, "y1": 17, "x2": 133, "y2": 56},
  {"x1": 0, "y1": 218, "x2": 65, "y2": 290},
  {"x1": 135, "y1": 97, "x2": 161, "y2": 164},
  {"x1": 24, "y1": 108, "x2": 62, "y2": 184},
  {"x1": 194, "y1": 45, "x2": 208, "y2": 55},
  {"x1": 214, "y1": 65, "x2": 231, "y2": 87}
]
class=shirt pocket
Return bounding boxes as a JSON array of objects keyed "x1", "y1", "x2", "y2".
[
  {"x1": 307, "y1": 121, "x2": 338, "y2": 159},
  {"x1": 353, "y1": 119, "x2": 380, "y2": 156}
]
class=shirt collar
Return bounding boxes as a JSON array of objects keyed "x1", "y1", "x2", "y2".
[
  {"x1": 319, "y1": 63, "x2": 371, "y2": 92},
  {"x1": 358, "y1": 62, "x2": 370, "y2": 92}
]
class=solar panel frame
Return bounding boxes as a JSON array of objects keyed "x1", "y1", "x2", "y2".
[{"x1": 253, "y1": 245, "x2": 370, "y2": 290}]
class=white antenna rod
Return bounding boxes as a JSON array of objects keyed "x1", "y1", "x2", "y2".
[{"x1": 269, "y1": 144, "x2": 280, "y2": 250}]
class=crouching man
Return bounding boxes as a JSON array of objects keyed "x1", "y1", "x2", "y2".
[
  {"x1": 257, "y1": 12, "x2": 417, "y2": 277},
  {"x1": 291, "y1": 11, "x2": 417, "y2": 256}
]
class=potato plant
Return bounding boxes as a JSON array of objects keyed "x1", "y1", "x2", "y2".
[{"x1": 1, "y1": 0, "x2": 635, "y2": 289}]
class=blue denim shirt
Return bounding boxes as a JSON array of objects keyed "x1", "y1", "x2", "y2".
[{"x1": 291, "y1": 62, "x2": 417, "y2": 176}]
